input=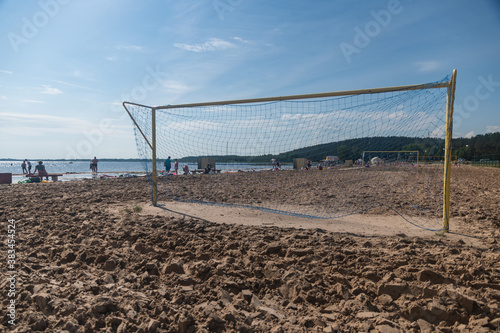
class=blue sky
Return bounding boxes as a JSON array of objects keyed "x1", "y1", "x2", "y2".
[{"x1": 0, "y1": 0, "x2": 499, "y2": 159}]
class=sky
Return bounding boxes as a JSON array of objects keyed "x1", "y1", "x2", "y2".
[{"x1": 0, "y1": 0, "x2": 499, "y2": 159}]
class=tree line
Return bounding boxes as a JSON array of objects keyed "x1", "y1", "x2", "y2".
[
  {"x1": 178, "y1": 132, "x2": 500, "y2": 163},
  {"x1": 451, "y1": 132, "x2": 500, "y2": 160}
]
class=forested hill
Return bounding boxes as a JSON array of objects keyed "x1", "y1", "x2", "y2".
[
  {"x1": 451, "y1": 132, "x2": 500, "y2": 160},
  {"x1": 178, "y1": 132, "x2": 500, "y2": 163}
]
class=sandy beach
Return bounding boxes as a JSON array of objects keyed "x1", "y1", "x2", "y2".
[{"x1": 1, "y1": 166, "x2": 499, "y2": 332}]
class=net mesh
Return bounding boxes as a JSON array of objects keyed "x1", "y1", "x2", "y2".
[{"x1": 124, "y1": 76, "x2": 450, "y2": 230}]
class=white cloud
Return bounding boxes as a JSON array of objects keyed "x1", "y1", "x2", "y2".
[
  {"x1": 70, "y1": 70, "x2": 97, "y2": 82},
  {"x1": 107, "y1": 56, "x2": 117, "y2": 61},
  {"x1": 414, "y1": 60, "x2": 442, "y2": 72},
  {"x1": 486, "y1": 126, "x2": 500, "y2": 133},
  {"x1": 232, "y1": 37, "x2": 250, "y2": 44},
  {"x1": 174, "y1": 38, "x2": 236, "y2": 52},
  {"x1": 41, "y1": 85, "x2": 63, "y2": 95},
  {"x1": 23, "y1": 100, "x2": 44, "y2": 103},
  {"x1": 0, "y1": 112, "x2": 87, "y2": 124},
  {"x1": 1, "y1": 95, "x2": 7, "y2": 100},
  {"x1": 464, "y1": 131, "x2": 475, "y2": 138},
  {"x1": 281, "y1": 114, "x2": 303, "y2": 120},
  {"x1": 0, "y1": 112, "x2": 116, "y2": 136},
  {"x1": 388, "y1": 111, "x2": 405, "y2": 119},
  {"x1": 0, "y1": 70, "x2": 13, "y2": 74},
  {"x1": 116, "y1": 44, "x2": 143, "y2": 51},
  {"x1": 162, "y1": 80, "x2": 190, "y2": 94},
  {"x1": 48, "y1": 79, "x2": 101, "y2": 93},
  {"x1": 281, "y1": 113, "x2": 333, "y2": 121}
]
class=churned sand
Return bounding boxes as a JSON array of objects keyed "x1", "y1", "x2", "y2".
[{"x1": 0, "y1": 166, "x2": 499, "y2": 332}]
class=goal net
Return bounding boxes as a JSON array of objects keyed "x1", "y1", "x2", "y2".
[{"x1": 124, "y1": 71, "x2": 457, "y2": 231}]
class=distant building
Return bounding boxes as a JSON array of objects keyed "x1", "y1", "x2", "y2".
[
  {"x1": 293, "y1": 158, "x2": 308, "y2": 170},
  {"x1": 322, "y1": 156, "x2": 340, "y2": 167}
]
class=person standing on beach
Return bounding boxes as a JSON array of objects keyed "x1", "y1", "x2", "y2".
[
  {"x1": 21, "y1": 159, "x2": 27, "y2": 174},
  {"x1": 27, "y1": 160, "x2": 32, "y2": 174},
  {"x1": 174, "y1": 159, "x2": 179, "y2": 174},
  {"x1": 91, "y1": 157, "x2": 99, "y2": 173},
  {"x1": 164, "y1": 156, "x2": 171, "y2": 174},
  {"x1": 204, "y1": 163, "x2": 212, "y2": 174}
]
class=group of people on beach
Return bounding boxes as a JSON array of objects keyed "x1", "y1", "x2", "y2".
[
  {"x1": 21, "y1": 160, "x2": 49, "y2": 181},
  {"x1": 164, "y1": 156, "x2": 190, "y2": 175},
  {"x1": 21, "y1": 159, "x2": 32, "y2": 174},
  {"x1": 20, "y1": 157, "x2": 99, "y2": 182},
  {"x1": 271, "y1": 158, "x2": 282, "y2": 170}
]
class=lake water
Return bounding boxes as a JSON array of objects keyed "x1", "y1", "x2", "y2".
[{"x1": 0, "y1": 160, "x2": 290, "y2": 183}]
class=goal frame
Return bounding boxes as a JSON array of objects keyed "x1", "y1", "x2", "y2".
[{"x1": 123, "y1": 69, "x2": 457, "y2": 232}]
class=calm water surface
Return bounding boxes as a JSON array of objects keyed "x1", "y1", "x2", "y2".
[{"x1": 0, "y1": 160, "x2": 289, "y2": 183}]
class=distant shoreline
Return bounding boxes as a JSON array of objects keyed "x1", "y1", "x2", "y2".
[
  {"x1": 0, "y1": 158, "x2": 147, "y2": 162},
  {"x1": 0, "y1": 158, "x2": 270, "y2": 163},
  {"x1": 11, "y1": 171, "x2": 146, "y2": 177}
]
